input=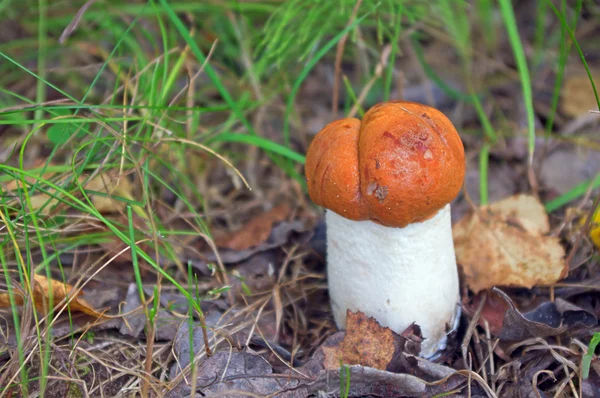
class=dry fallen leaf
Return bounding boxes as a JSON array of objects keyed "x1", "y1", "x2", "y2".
[
  {"x1": 493, "y1": 288, "x2": 565, "y2": 342},
  {"x1": 0, "y1": 274, "x2": 107, "y2": 318},
  {"x1": 561, "y1": 74, "x2": 600, "y2": 117},
  {"x1": 320, "y1": 310, "x2": 422, "y2": 371},
  {"x1": 339, "y1": 310, "x2": 402, "y2": 370},
  {"x1": 214, "y1": 204, "x2": 291, "y2": 251},
  {"x1": 86, "y1": 172, "x2": 134, "y2": 213},
  {"x1": 453, "y1": 194, "x2": 567, "y2": 293}
]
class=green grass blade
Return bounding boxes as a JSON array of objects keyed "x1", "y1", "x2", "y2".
[
  {"x1": 498, "y1": 0, "x2": 536, "y2": 169},
  {"x1": 545, "y1": 173, "x2": 600, "y2": 213},
  {"x1": 209, "y1": 133, "x2": 306, "y2": 164},
  {"x1": 582, "y1": 332, "x2": 600, "y2": 379}
]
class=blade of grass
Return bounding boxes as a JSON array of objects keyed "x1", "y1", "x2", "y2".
[
  {"x1": 342, "y1": 75, "x2": 365, "y2": 117},
  {"x1": 479, "y1": 143, "x2": 490, "y2": 206},
  {"x1": 19, "y1": 126, "x2": 56, "y2": 397},
  {"x1": 582, "y1": 332, "x2": 600, "y2": 379},
  {"x1": 209, "y1": 133, "x2": 306, "y2": 164},
  {"x1": 498, "y1": 0, "x2": 536, "y2": 188},
  {"x1": 476, "y1": 0, "x2": 496, "y2": 51},
  {"x1": 126, "y1": 205, "x2": 151, "y2": 397},
  {"x1": 470, "y1": 93, "x2": 496, "y2": 205},
  {"x1": 35, "y1": 0, "x2": 47, "y2": 131},
  {"x1": 533, "y1": 0, "x2": 549, "y2": 68},
  {"x1": 545, "y1": 173, "x2": 600, "y2": 213},
  {"x1": 0, "y1": 235, "x2": 28, "y2": 395}
]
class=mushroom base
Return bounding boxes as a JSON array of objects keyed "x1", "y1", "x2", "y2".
[{"x1": 325, "y1": 204, "x2": 460, "y2": 359}]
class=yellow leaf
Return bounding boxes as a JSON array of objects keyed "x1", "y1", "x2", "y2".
[
  {"x1": 0, "y1": 274, "x2": 107, "y2": 319},
  {"x1": 590, "y1": 208, "x2": 600, "y2": 248}
]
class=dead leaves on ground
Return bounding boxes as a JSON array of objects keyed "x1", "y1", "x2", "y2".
[
  {"x1": 166, "y1": 309, "x2": 476, "y2": 397},
  {"x1": 0, "y1": 274, "x2": 107, "y2": 319},
  {"x1": 453, "y1": 194, "x2": 567, "y2": 293},
  {"x1": 320, "y1": 310, "x2": 422, "y2": 372},
  {"x1": 466, "y1": 289, "x2": 598, "y2": 344},
  {"x1": 295, "y1": 311, "x2": 478, "y2": 396}
]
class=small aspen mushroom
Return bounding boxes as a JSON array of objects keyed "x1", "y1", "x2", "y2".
[{"x1": 305, "y1": 101, "x2": 466, "y2": 359}]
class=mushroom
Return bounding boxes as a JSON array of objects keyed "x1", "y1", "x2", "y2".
[{"x1": 305, "y1": 101, "x2": 466, "y2": 358}]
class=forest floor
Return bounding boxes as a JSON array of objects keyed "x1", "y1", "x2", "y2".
[{"x1": 0, "y1": 1, "x2": 599, "y2": 397}]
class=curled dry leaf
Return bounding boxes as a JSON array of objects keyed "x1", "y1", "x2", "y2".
[
  {"x1": 0, "y1": 274, "x2": 107, "y2": 319},
  {"x1": 490, "y1": 288, "x2": 598, "y2": 343},
  {"x1": 453, "y1": 194, "x2": 567, "y2": 293},
  {"x1": 493, "y1": 288, "x2": 566, "y2": 342}
]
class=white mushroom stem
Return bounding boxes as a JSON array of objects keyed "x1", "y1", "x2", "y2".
[{"x1": 325, "y1": 204, "x2": 460, "y2": 359}]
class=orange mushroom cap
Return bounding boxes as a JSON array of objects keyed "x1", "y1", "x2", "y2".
[{"x1": 305, "y1": 101, "x2": 466, "y2": 228}]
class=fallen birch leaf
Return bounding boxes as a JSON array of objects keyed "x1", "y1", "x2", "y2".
[
  {"x1": 0, "y1": 274, "x2": 107, "y2": 318},
  {"x1": 453, "y1": 194, "x2": 567, "y2": 293}
]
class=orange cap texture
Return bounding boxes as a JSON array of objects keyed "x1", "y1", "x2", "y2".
[{"x1": 305, "y1": 101, "x2": 466, "y2": 228}]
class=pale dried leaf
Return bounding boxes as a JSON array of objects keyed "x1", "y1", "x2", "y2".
[
  {"x1": 85, "y1": 172, "x2": 134, "y2": 213},
  {"x1": 453, "y1": 194, "x2": 567, "y2": 293},
  {"x1": 561, "y1": 74, "x2": 600, "y2": 117}
]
